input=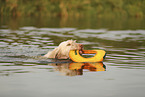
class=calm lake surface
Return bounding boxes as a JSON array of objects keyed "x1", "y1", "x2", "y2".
[{"x1": 0, "y1": 16, "x2": 145, "y2": 97}]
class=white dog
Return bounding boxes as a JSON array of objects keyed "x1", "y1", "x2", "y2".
[{"x1": 44, "y1": 40, "x2": 83, "y2": 59}]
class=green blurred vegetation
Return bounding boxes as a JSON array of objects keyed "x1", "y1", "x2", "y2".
[{"x1": 0, "y1": 0, "x2": 145, "y2": 18}]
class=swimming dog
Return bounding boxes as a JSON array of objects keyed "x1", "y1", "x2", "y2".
[{"x1": 44, "y1": 40, "x2": 83, "y2": 59}]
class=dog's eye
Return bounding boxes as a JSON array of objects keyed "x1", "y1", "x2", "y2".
[{"x1": 67, "y1": 43, "x2": 71, "y2": 46}]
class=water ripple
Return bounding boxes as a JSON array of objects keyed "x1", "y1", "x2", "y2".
[{"x1": 0, "y1": 27, "x2": 145, "y2": 70}]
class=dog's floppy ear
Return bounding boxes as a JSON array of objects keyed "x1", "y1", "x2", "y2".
[
  {"x1": 55, "y1": 48, "x2": 61, "y2": 59},
  {"x1": 49, "y1": 47, "x2": 60, "y2": 58},
  {"x1": 55, "y1": 49, "x2": 68, "y2": 59},
  {"x1": 55, "y1": 48, "x2": 69, "y2": 59},
  {"x1": 44, "y1": 47, "x2": 61, "y2": 59},
  {"x1": 53, "y1": 48, "x2": 63, "y2": 59}
]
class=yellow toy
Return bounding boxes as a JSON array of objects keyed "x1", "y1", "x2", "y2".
[{"x1": 69, "y1": 50, "x2": 106, "y2": 62}]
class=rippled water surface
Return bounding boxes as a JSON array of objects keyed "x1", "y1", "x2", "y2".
[{"x1": 0, "y1": 17, "x2": 145, "y2": 97}]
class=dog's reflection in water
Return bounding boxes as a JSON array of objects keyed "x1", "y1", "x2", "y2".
[{"x1": 49, "y1": 62, "x2": 106, "y2": 76}]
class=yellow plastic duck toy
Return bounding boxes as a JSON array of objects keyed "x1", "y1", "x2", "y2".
[{"x1": 69, "y1": 50, "x2": 106, "y2": 62}]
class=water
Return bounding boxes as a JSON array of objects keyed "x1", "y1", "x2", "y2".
[{"x1": 0, "y1": 17, "x2": 145, "y2": 97}]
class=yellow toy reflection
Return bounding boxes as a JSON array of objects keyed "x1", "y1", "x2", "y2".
[
  {"x1": 69, "y1": 62, "x2": 106, "y2": 72},
  {"x1": 49, "y1": 62, "x2": 106, "y2": 76}
]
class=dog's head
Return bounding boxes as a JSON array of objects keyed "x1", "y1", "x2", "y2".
[
  {"x1": 59, "y1": 40, "x2": 83, "y2": 50},
  {"x1": 55, "y1": 40, "x2": 83, "y2": 59}
]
